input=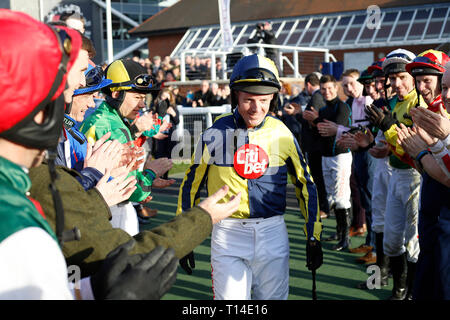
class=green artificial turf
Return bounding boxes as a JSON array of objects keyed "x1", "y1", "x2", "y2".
[{"x1": 142, "y1": 184, "x2": 393, "y2": 301}]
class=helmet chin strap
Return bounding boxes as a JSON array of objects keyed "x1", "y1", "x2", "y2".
[
  {"x1": 64, "y1": 101, "x2": 73, "y2": 114},
  {"x1": 105, "y1": 91, "x2": 139, "y2": 138},
  {"x1": 46, "y1": 148, "x2": 81, "y2": 246},
  {"x1": 105, "y1": 91, "x2": 126, "y2": 118}
]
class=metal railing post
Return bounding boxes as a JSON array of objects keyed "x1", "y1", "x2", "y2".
[
  {"x1": 278, "y1": 50, "x2": 284, "y2": 75},
  {"x1": 206, "y1": 111, "x2": 213, "y2": 128},
  {"x1": 293, "y1": 50, "x2": 299, "y2": 78},
  {"x1": 211, "y1": 52, "x2": 216, "y2": 81},
  {"x1": 221, "y1": 54, "x2": 227, "y2": 80},
  {"x1": 176, "y1": 105, "x2": 184, "y2": 140},
  {"x1": 180, "y1": 52, "x2": 186, "y2": 82},
  {"x1": 324, "y1": 50, "x2": 330, "y2": 63}
]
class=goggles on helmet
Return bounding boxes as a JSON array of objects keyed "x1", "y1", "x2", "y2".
[
  {"x1": 85, "y1": 66, "x2": 104, "y2": 87},
  {"x1": 53, "y1": 26, "x2": 73, "y2": 57},
  {"x1": 386, "y1": 52, "x2": 413, "y2": 62},
  {"x1": 412, "y1": 56, "x2": 445, "y2": 70},
  {"x1": 233, "y1": 68, "x2": 279, "y2": 87},
  {"x1": 110, "y1": 74, "x2": 154, "y2": 90}
]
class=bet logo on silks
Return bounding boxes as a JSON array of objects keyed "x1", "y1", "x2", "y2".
[{"x1": 233, "y1": 144, "x2": 269, "y2": 179}]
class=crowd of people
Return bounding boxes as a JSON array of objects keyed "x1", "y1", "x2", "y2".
[
  {"x1": 278, "y1": 49, "x2": 450, "y2": 300},
  {"x1": 130, "y1": 53, "x2": 227, "y2": 84},
  {"x1": 0, "y1": 7, "x2": 448, "y2": 301},
  {"x1": 126, "y1": 56, "x2": 232, "y2": 110},
  {"x1": 0, "y1": 9, "x2": 241, "y2": 300}
]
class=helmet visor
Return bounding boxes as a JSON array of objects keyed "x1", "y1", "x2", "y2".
[
  {"x1": 232, "y1": 68, "x2": 280, "y2": 94},
  {"x1": 233, "y1": 68, "x2": 279, "y2": 86}
]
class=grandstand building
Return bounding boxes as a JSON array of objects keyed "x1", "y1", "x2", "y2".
[
  {"x1": 0, "y1": 0, "x2": 178, "y2": 65},
  {"x1": 129, "y1": 0, "x2": 450, "y2": 77}
]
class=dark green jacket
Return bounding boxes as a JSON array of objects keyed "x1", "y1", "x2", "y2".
[
  {"x1": 29, "y1": 163, "x2": 212, "y2": 278},
  {"x1": 0, "y1": 156, "x2": 57, "y2": 243},
  {"x1": 80, "y1": 101, "x2": 154, "y2": 202}
]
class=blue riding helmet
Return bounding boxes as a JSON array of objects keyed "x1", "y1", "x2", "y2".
[
  {"x1": 229, "y1": 54, "x2": 281, "y2": 95},
  {"x1": 73, "y1": 64, "x2": 112, "y2": 96}
]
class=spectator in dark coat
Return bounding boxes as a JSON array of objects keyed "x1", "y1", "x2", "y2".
[{"x1": 192, "y1": 80, "x2": 215, "y2": 107}]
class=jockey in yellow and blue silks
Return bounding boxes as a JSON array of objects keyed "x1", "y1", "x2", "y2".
[{"x1": 176, "y1": 54, "x2": 322, "y2": 300}]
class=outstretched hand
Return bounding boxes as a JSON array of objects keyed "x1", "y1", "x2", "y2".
[
  {"x1": 152, "y1": 177, "x2": 176, "y2": 189},
  {"x1": 198, "y1": 185, "x2": 241, "y2": 224},
  {"x1": 144, "y1": 157, "x2": 173, "y2": 177}
]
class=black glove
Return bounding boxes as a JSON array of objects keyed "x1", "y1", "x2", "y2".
[
  {"x1": 91, "y1": 240, "x2": 178, "y2": 300},
  {"x1": 179, "y1": 251, "x2": 195, "y2": 275},
  {"x1": 364, "y1": 104, "x2": 397, "y2": 132},
  {"x1": 306, "y1": 239, "x2": 323, "y2": 271}
]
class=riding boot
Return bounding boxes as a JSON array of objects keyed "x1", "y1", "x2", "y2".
[
  {"x1": 405, "y1": 261, "x2": 417, "y2": 300},
  {"x1": 324, "y1": 203, "x2": 340, "y2": 241},
  {"x1": 324, "y1": 217, "x2": 342, "y2": 242},
  {"x1": 388, "y1": 253, "x2": 408, "y2": 300},
  {"x1": 375, "y1": 232, "x2": 389, "y2": 286},
  {"x1": 332, "y1": 208, "x2": 350, "y2": 251}
]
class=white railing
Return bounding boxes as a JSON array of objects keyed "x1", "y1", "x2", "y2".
[
  {"x1": 175, "y1": 104, "x2": 231, "y2": 137},
  {"x1": 172, "y1": 105, "x2": 231, "y2": 159},
  {"x1": 179, "y1": 43, "x2": 337, "y2": 81}
]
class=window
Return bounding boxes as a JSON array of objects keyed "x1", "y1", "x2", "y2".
[{"x1": 171, "y1": 4, "x2": 450, "y2": 57}]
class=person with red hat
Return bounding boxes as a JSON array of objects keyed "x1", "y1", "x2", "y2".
[
  {"x1": 358, "y1": 69, "x2": 380, "y2": 102},
  {"x1": 394, "y1": 50, "x2": 450, "y2": 299},
  {"x1": 0, "y1": 9, "x2": 182, "y2": 300},
  {"x1": 336, "y1": 58, "x2": 398, "y2": 289},
  {"x1": 405, "y1": 49, "x2": 450, "y2": 112},
  {"x1": 364, "y1": 49, "x2": 429, "y2": 300}
]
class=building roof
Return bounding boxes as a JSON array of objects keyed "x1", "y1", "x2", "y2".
[{"x1": 129, "y1": 0, "x2": 450, "y2": 35}]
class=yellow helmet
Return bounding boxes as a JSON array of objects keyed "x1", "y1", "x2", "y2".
[{"x1": 105, "y1": 59, "x2": 156, "y2": 93}]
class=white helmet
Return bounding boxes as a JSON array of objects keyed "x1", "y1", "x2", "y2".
[{"x1": 382, "y1": 49, "x2": 416, "y2": 75}]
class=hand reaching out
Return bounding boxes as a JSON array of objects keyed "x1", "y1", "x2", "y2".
[
  {"x1": 317, "y1": 119, "x2": 338, "y2": 137},
  {"x1": 198, "y1": 185, "x2": 241, "y2": 224},
  {"x1": 152, "y1": 177, "x2": 176, "y2": 189},
  {"x1": 144, "y1": 157, "x2": 173, "y2": 177}
]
